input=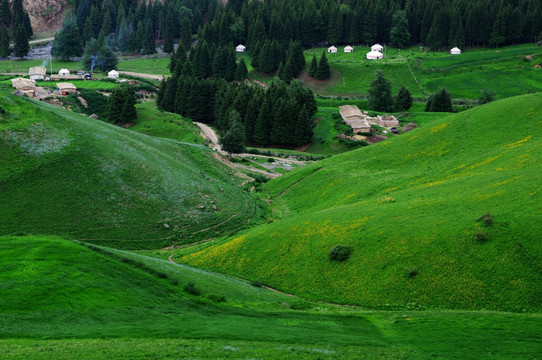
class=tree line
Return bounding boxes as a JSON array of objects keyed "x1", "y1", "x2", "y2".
[{"x1": 0, "y1": 0, "x2": 33, "y2": 58}]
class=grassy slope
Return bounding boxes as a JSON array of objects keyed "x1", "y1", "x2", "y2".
[
  {"x1": 1, "y1": 235, "x2": 541, "y2": 359},
  {"x1": 0, "y1": 91, "x2": 261, "y2": 249},
  {"x1": 182, "y1": 93, "x2": 542, "y2": 311}
]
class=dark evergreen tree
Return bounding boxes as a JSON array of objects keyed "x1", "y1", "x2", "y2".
[
  {"x1": 1, "y1": 0, "x2": 10, "y2": 27},
  {"x1": 52, "y1": 16, "x2": 83, "y2": 60},
  {"x1": 180, "y1": 17, "x2": 192, "y2": 50},
  {"x1": 489, "y1": 9, "x2": 506, "y2": 48},
  {"x1": 368, "y1": 70, "x2": 393, "y2": 112},
  {"x1": 395, "y1": 86, "x2": 413, "y2": 112},
  {"x1": 221, "y1": 110, "x2": 246, "y2": 155},
  {"x1": 308, "y1": 55, "x2": 318, "y2": 77},
  {"x1": 224, "y1": 47, "x2": 237, "y2": 81},
  {"x1": 428, "y1": 87, "x2": 453, "y2": 112},
  {"x1": 390, "y1": 10, "x2": 410, "y2": 48},
  {"x1": 142, "y1": 20, "x2": 157, "y2": 55},
  {"x1": 163, "y1": 11, "x2": 176, "y2": 54},
  {"x1": 102, "y1": 9, "x2": 112, "y2": 36},
  {"x1": 315, "y1": 51, "x2": 330, "y2": 80},
  {"x1": 0, "y1": 25, "x2": 9, "y2": 57},
  {"x1": 234, "y1": 58, "x2": 248, "y2": 81},
  {"x1": 13, "y1": 24, "x2": 28, "y2": 59}
]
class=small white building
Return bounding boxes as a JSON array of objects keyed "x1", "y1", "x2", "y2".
[
  {"x1": 344, "y1": 45, "x2": 354, "y2": 53},
  {"x1": 366, "y1": 50, "x2": 383, "y2": 60},
  {"x1": 59, "y1": 68, "x2": 70, "y2": 76},
  {"x1": 29, "y1": 67, "x2": 46, "y2": 81},
  {"x1": 328, "y1": 45, "x2": 337, "y2": 53},
  {"x1": 108, "y1": 70, "x2": 119, "y2": 78},
  {"x1": 450, "y1": 47, "x2": 461, "y2": 55},
  {"x1": 235, "y1": 44, "x2": 246, "y2": 53},
  {"x1": 371, "y1": 44, "x2": 384, "y2": 52}
]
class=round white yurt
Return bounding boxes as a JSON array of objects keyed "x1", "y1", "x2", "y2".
[
  {"x1": 59, "y1": 68, "x2": 70, "y2": 76},
  {"x1": 344, "y1": 45, "x2": 354, "y2": 53},
  {"x1": 450, "y1": 47, "x2": 461, "y2": 55},
  {"x1": 328, "y1": 45, "x2": 337, "y2": 53},
  {"x1": 108, "y1": 70, "x2": 119, "y2": 78},
  {"x1": 235, "y1": 44, "x2": 246, "y2": 53},
  {"x1": 371, "y1": 43, "x2": 384, "y2": 52},
  {"x1": 366, "y1": 50, "x2": 383, "y2": 60}
]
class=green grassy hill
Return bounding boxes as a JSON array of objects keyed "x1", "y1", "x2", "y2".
[
  {"x1": 2, "y1": 234, "x2": 541, "y2": 359},
  {"x1": 0, "y1": 91, "x2": 262, "y2": 249},
  {"x1": 181, "y1": 93, "x2": 542, "y2": 311}
]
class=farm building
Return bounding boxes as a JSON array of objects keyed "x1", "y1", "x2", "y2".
[
  {"x1": 339, "y1": 105, "x2": 371, "y2": 134},
  {"x1": 235, "y1": 44, "x2": 246, "y2": 52},
  {"x1": 29, "y1": 67, "x2": 46, "y2": 81},
  {"x1": 344, "y1": 45, "x2": 354, "y2": 53},
  {"x1": 328, "y1": 45, "x2": 337, "y2": 53},
  {"x1": 11, "y1": 78, "x2": 36, "y2": 97},
  {"x1": 450, "y1": 47, "x2": 461, "y2": 55},
  {"x1": 56, "y1": 83, "x2": 77, "y2": 95},
  {"x1": 376, "y1": 115, "x2": 399, "y2": 127},
  {"x1": 59, "y1": 68, "x2": 70, "y2": 76},
  {"x1": 371, "y1": 44, "x2": 384, "y2": 52},
  {"x1": 108, "y1": 70, "x2": 119, "y2": 78},
  {"x1": 366, "y1": 50, "x2": 383, "y2": 60}
]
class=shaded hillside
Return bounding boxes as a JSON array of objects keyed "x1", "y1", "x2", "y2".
[
  {"x1": 0, "y1": 92, "x2": 262, "y2": 249},
  {"x1": 182, "y1": 93, "x2": 542, "y2": 311}
]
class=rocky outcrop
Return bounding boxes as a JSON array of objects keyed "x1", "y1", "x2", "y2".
[{"x1": 24, "y1": 0, "x2": 68, "y2": 34}]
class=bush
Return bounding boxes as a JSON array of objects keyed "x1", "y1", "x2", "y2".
[
  {"x1": 407, "y1": 267, "x2": 419, "y2": 278},
  {"x1": 207, "y1": 294, "x2": 226, "y2": 303},
  {"x1": 183, "y1": 282, "x2": 201, "y2": 296},
  {"x1": 476, "y1": 213, "x2": 493, "y2": 226},
  {"x1": 251, "y1": 280, "x2": 264, "y2": 287},
  {"x1": 476, "y1": 231, "x2": 488, "y2": 242},
  {"x1": 329, "y1": 245, "x2": 351, "y2": 262}
]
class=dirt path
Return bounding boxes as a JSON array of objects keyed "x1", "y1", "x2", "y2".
[
  {"x1": 117, "y1": 71, "x2": 165, "y2": 81},
  {"x1": 29, "y1": 37, "x2": 54, "y2": 44},
  {"x1": 195, "y1": 122, "x2": 222, "y2": 152}
]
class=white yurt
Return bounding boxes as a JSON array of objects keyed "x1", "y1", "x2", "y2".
[
  {"x1": 59, "y1": 68, "x2": 70, "y2": 76},
  {"x1": 344, "y1": 45, "x2": 354, "y2": 53},
  {"x1": 328, "y1": 45, "x2": 337, "y2": 53},
  {"x1": 108, "y1": 70, "x2": 119, "y2": 78},
  {"x1": 450, "y1": 47, "x2": 461, "y2": 55},
  {"x1": 235, "y1": 44, "x2": 246, "y2": 53},
  {"x1": 366, "y1": 50, "x2": 383, "y2": 60},
  {"x1": 371, "y1": 43, "x2": 384, "y2": 52}
]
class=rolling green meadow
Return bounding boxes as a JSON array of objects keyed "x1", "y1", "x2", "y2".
[
  {"x1": 1, "y1": 42, "x2": 542, "y2": 359},
  {"x1": 180, "y1": 93, "x2": 542, "y2": 311},
  {"x1": 0, "y1": 90, "x2": 263, "y2": 249}
]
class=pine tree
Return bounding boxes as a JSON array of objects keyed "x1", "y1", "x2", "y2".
[
  {"x1": 142, "y1": 20, "x2": 156, "y2": 55},
  {"x1": 120, "y1": 87, "x2": 137, "y2": 123},
  {"x1": 102, "y1": 9, "x2": 112, "y2": 36},
  {"x1": 224, "y1": 48, "x2": 237, "y2": 82},
  {"x1": 82, "y1": 17, "x2": 93, "y2": 44},
  {"x1": 315, "y1": 51, "x2": 330, "y2": 80},
  {"x1": 0, "y1": 25, "x2": 9, "y2": 57},
  {"x1": 180, "y1": 17, "x2": 192, "y2": 50},
  {"x1": 1, "y1": 0, "x2": 10, "y2": 27},
  {"x1": 395, "y1": 86, "x2": 413, "y2": 112},
  {"x1": 390, "y1": 10, "x2": 410, "y2": 48},
  {"x1": 490, "y1": 9, "x2": 506, "y2": 48},
  {"x1": 52, "y1": 16, "x2": 83, "y2": 60},
  {"x1": 308, "y1": 55, "x2": 318, "y2": 77},
  {"x1": 13, "y1": 24, "x2": 28, "y2": 59},
  {"x1": 234, "y1": 58, "x2": 248, "y2": 81},
  {"x1": 428, "y1": 87, "x2": 453, "y2": 112},
  {"x1": 163, "y1": 11, "x2": 175, "y2": 54},
  {"x1": 221, "y1": 110, "x2": 246, "y2": 156},
  {"x1": 368, "y1": 70, "x2": 393, "y2": 112}
]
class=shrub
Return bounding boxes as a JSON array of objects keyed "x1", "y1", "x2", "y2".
[
  {"x1": 170, "y1": 278, "x2": 179, "y2": 286},
  {"x1": 329, "y1": 245, "x2": 351, "y2": 262},
  {"x1": 476, "y1": 212, "x2": 493, "y2": 226},
  {"x1": 183, "y1": 282, "x2": 201, "y2": 296},
  {"x1": 251, "y1": 280, "x2": 264, "y2": 287},
  {"x1": 476, "y1": 231, "x2": 488, "y2": 242},
  {"x1": 207, "y1": 294, "x2": 226, "y2": 303},
  {"x1": 407, "y1": 267, "x2": 419, "y2": 278}
]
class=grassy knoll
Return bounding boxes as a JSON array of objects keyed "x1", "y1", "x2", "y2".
[
  {"x1": 1, "y1": 235, "x2": 540, "y2": 359},
  {"x1": 129, "y1": 101, "x2": 203, "y2": 143},
  {"x1": 181, "y1": 93, "x2": 542, "y2": 311},
  {"x1": 117, "y1": 57, "x2": 172, "y2": 75},
  {"x1": 0, "y1": 90, "x2": 262, "y2": 249}
]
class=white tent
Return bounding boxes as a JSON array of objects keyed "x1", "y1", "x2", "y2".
[
  {"x1": 59, "y1": 68, "x2": 70, "y2": 76},
  {"x1": 108, "y1": 70, "x2": 119, "y2": 78},
  {"x1": 328, "y1": 45, "x2": 337, "y2": 53},
  {"x1": 366, "y1": 50, "x2": 383, "y2": 60},
  {"x1": 450, "y1": 47, "x2": 461, "y2": 55},
  {"x1": 235, "y1": 44, "x2": 246, "y2": 52},
  {"x1": 344, "y1": 45, "x2": 354, "y2": 53},
  {"x1": 371, "y1": 44, "x2": 384, "y2": 52}
]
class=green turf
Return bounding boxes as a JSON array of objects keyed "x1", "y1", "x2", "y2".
[
  {"x1": 129, "y1": 101, "x2": 204, "y2": 144},
  {"x1": 1, "y1": 235, "x2": 540, "y2": 359},
  {"x1": 180, "y1": 93, "x2": 542, "y2": 311},
  {"x1": 0, "y1": 59, "x2": 82, "y2": 74},
  {"x1": 0, "y1": 90, "x2": 263, "y2": 249},
  {"x1": 117, "y1": 57, "x2": 172, "y2": 75}
]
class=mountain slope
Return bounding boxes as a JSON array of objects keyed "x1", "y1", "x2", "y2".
[
  {"x1": 182, "y1": 93, "x2": 542, "y2": 311},
  {"x1": 0, "y1": 91, "x2": 262, "y2": 249}
]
